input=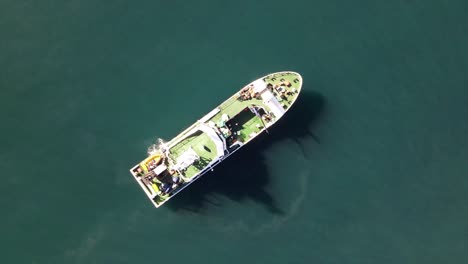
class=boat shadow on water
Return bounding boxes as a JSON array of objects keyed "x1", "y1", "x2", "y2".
[{"x1": 167, "y1": 90, "x2": 325, "y2": 214}]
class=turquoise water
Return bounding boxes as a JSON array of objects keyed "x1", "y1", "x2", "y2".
[{"x1": 1, "y1": 0, "x2": 468, "y2": 263}]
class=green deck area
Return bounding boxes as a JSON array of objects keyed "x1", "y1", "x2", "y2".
[
  {"x1": 264, "y1": 72, "x2": 302, "y2": 90},
  {"x1": 264, "y1": 72, "x2": 302, "y2": 108},
  {"x1": 209, "y1": 96, "x2": 265, "y2": 125},
  {"x1": 168, "y1": 130, "x2": 218, "y2": 178},
  {"x1": 209, "y1": 72, "x2": 302, "y2": 125},
  {"x1": 238, "y1": 115, "x2": 264, "y2": 142}
]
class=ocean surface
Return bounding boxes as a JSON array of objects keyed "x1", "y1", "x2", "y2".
[{"x1": 1, "y1": 0, "x2": 468, "y2": 263}]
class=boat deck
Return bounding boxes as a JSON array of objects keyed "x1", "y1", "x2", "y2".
[
  {"x1": 264, "y1": 73, "x2": 302, "y2": 108},
  {"x1": 130, "y1": 71, "x2": 303, "y2": 208},
  {"x1": 208, "y1": 96, "x2": 265, "y2": 125},
  {"x1": 168, "y1": 131, "x2": 218, "y2": 178}
]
